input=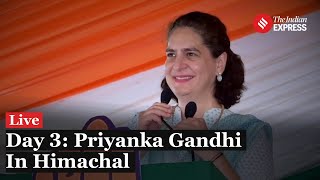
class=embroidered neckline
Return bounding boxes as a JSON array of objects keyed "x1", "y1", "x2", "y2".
[{"x1": 165, "y1": 106, "x2": 233, "y2": 129}]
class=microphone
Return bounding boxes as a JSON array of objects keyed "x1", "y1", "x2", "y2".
[
  {"x1": 185, "y1": 101, "x2": 197, "y2": 162},
  {"x1": 185, "y1": 101, "x2": 197, "y2": 119},
  {"x1": 160, "y1": 89, "x2": 174, "y2": 130},
  {"x1": 161, "y1": 88, "x2": 174, "y2": 104}
]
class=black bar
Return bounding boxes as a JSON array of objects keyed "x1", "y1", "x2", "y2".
[
  {"x1": 6, "y1": 130, "x2": 246, "y2": 151},
  {"x1": 6, "y1": 152, "x2": 135, "y2": 173}
]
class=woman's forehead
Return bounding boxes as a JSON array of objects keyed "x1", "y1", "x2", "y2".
[{"x1": 167, "y1": 28, "x2": 204, "y2": 49}]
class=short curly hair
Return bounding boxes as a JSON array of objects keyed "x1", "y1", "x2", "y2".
[{"x1": 161, "y1": 11, "x2": 246, "y2": 109}]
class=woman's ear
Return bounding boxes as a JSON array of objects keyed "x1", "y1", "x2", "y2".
[{"x1": 216, "y1": 52, "x2": 227, "y2": 75}]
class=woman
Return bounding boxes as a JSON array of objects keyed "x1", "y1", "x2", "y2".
[{"x1": 129, "y1": 11, "x2": 274, "y2": 179}]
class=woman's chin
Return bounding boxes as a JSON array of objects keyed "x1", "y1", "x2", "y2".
[{"x1": 173, "y1": 89, "x2": 192, "y2": 97}]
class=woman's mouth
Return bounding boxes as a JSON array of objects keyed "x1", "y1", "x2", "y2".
[{"x1": 173, "y1": 76, "x2": 194, "y2": 83}]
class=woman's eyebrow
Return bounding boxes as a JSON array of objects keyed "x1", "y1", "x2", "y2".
[
  {"x1": 165, "y1": 48, "x2": 175, "y2": 52},
  {"x1": 166, "y1": 47, "x2": 200, "y2": 52},
  {"x1": 182, "y1": 47, "x2": 201, "y2": 53}
]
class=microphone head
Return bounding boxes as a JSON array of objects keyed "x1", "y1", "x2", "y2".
[
  {"x1": 185, "y1": 101, "x2": 197, "y2": 118},
  {"x1": 161, "y1": 89, "x2": 174, "y2": 104}
]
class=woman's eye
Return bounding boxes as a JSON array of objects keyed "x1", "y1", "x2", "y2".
[
  {"x1": 187, "y1": 52, "x2": 197, "y2": 57},
  {"x1": 166, "y1": 53, "x2": 176, "y2": 57}
]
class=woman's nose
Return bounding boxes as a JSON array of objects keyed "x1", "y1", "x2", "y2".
[{"x1": 172, "y1": 55, "x2": 187, "y2": 70}]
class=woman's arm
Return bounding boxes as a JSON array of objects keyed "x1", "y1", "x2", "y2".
[
  {"x1": 218, "y1": 127, "x2": 273, "y2": 179},
  {"x1": 235, "y1": 126, "x2": 274, "y2": 179},
  {"x1": 195, "y1": 150, "x2": 240, "y2": 180},
  {"x1": 196, "y1": 125, "x2": 273, "y2": 180}
]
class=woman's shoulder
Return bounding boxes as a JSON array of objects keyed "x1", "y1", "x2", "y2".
[
  {"x1": 218, "y1": 112, "x2": 270, "y2": 127},
  {"x1": 215, "y1": 113, "x2": 272, "y2": 138}
]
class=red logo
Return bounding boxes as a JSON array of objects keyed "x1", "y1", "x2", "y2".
[
  {"x1": 253, "y1": 14, "x2": 273, "y2": 33},
  {"x1": 5, "y1": 112, "x2": 43, "y2": 129}
]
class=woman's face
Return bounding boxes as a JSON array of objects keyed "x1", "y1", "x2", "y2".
[{"x1": 165, "y1": 27, "x2": 218, "y2": 98}]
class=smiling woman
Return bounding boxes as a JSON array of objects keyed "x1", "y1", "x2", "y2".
[
  {"x1": 129, "y1": 11, "x2": 274, "y2": 180},
  {"x1": 164, "y1": 27, "x2": 220, "y2": 102},
  {"x1": 162, "y1": 12, "x2": 246, "y2": 111}
]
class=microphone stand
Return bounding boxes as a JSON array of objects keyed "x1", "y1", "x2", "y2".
[{"x1": 161, "y1": 117, "x2": 195, "y2": 161}]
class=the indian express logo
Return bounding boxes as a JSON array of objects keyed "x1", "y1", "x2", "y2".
[{"x1": 254, "y1": 14, "x2": 307, "y2": 33}]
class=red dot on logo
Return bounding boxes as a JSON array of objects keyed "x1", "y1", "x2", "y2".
[{"x1": 253, "y1": 14, "x2": 273, "y2": 33}]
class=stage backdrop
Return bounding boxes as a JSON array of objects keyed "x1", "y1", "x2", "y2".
[{"x1": 0, "y1": 0, "x2": 319, "y2": 179}]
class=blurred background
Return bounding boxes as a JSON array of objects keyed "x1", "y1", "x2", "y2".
[{"x1": 0, "y1": 0, "x2": 319, "y2": 179}]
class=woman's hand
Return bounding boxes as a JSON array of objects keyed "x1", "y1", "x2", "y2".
[
  {"x1": 174, "y1": 117, "x2": 208, "y2": 130},
  {"x1": 138, "y1": 102, "x2": 173, "y2": 130},
  {"x1": 175, "y1": 118, "x2": 239, "y2": 179},
  {"x1": 194, "y1": 150, "x2": 239, "y2": 180}
]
